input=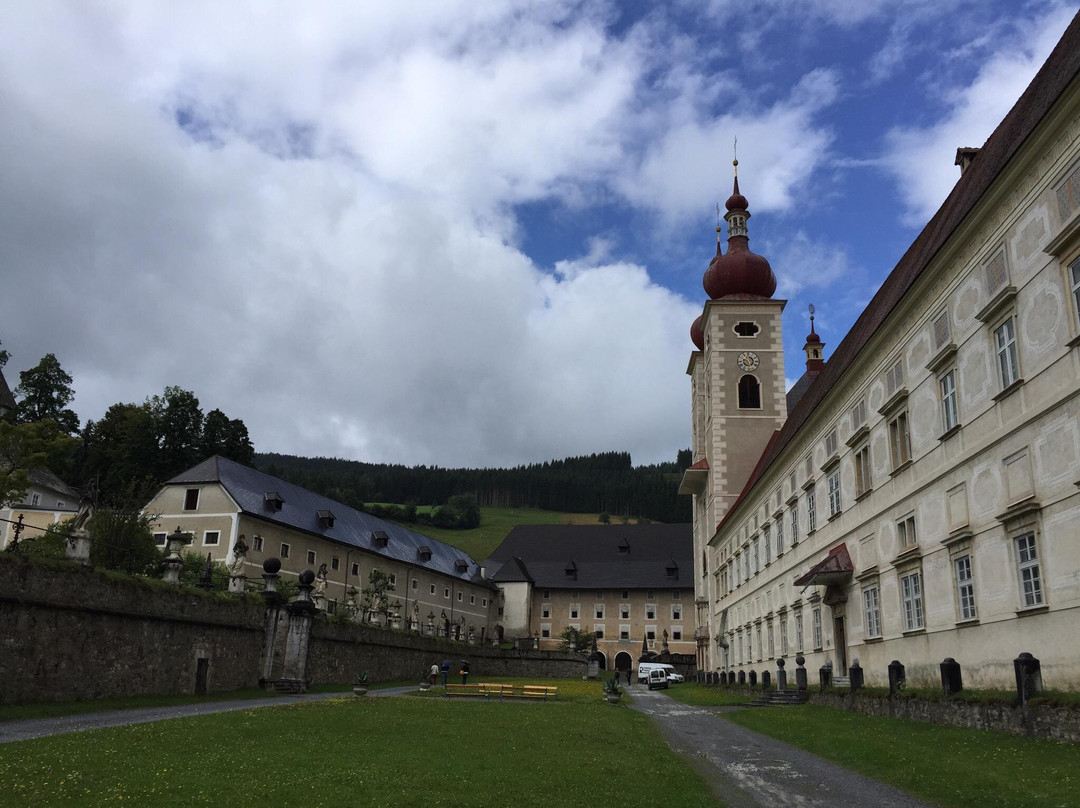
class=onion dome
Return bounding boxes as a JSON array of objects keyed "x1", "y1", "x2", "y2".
[
  {"x1": 691, "y1": 315, "x2": 704, "y2": 350},
  {"x1": 703, "y1": 161, "x2": 777, "y2": 300}
]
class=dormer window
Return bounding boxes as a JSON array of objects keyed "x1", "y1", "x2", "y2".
[
  {"x1": 373, "y1": 530, "x2": 389, "y2": 548},
  {"x1": 264, "y1": 492, "x2": 284, "y2": 511},
  {"x1": 666, "y1": 561, "x2": 679, "y2": 579},
  {"x1": 418, "y1": 546, "x2": 432, "y2": 561},
  {"x1": 455, "y1": 559, "x2": 469, "y2": 573},
  {"x1": 618, "y1": 539, "x2": 630, "y2": 554},
  {"x1": 565, "y1": 561, "x2": 578, "y2": 580},
  {"x1": 317, "y1": 510, "x2": 335, "y2": 529}
]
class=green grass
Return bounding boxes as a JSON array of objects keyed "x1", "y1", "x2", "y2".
[
  {"x1": 399, "y1": 506, "x2": 606, "y2": 561},
  {"x1": 0, "y1": 685, "x2": 719, "y2": 807},
  {"x1": 727, "y1": 704, "x2": 1080, "y2": 808},
  {"x1": 663, "y1": 684, "x2": 751, "y2": 707}
]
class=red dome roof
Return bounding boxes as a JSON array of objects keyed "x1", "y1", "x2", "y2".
[
  {"x1": 691, "y1": 315, "x2": 704, "y2": 350},
  {"x1": 703, "y1": 239, "x2": 776, "y2": 299},
  {"x1": 725, "y1": 175, "x2": 748, "y2": 211}
]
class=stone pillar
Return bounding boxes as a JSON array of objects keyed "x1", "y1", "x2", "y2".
[
  {"x1": 64, "y1": 529, "x2": 92, "y2": 566},
  {"x1": 849, "y1": 659, "x2": 864, "y2": 692},
  {"x1": 260, "y1": 558, "x2": 283, "y2": 686},
  {"x1": 533, "y1": 633, "x2": 540, "y2": 650},
  {"x1": 748, "y1": 669, "x2": 757, "y2": 688},
  {"x1": 888, "y1": 659, "x2": 906, "y2": 696},
  {"x1": 280, "y1": 570, "x2": 318, "y2": 690},
  {"x1": 1014, "y1": 652, "x2": 1042, "y2": 706},
  {"x1": 776, "y1": 658, "x2": 788, "y2": 691},
  {"x1": 737, "y1": 670, "x2": 746, "y2": 686},
  {"x1": 762, "y1": 670, "x2": 771, "y2": 689},
  {"x1": 229, "y1": 575, "x2": 245, "y2": 595},
  {"x1": 940, "y1": 657, "x2": 963, "y2": 696},
  {"x1": 795, "y1": 654, "x2": 807, "y2": 692},
  {"x1": 819, "y1": 659, "x2": 833, "y2": 692},
  {"x1": 161, "y1": 527, "x2": 188, "y2": 585}
]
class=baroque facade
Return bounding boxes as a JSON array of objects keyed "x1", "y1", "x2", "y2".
[{"x1": 682, "y1": 13, "x2": 1080, "y2": 689}]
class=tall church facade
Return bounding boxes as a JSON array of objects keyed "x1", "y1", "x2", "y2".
[{"x1": 683, "y1": 12, "x2": 1080, "y2": 689}]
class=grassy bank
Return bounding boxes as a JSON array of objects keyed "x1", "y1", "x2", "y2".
[{"x1": 727, "y1": 704, "x2": 1080, "y2": 808}]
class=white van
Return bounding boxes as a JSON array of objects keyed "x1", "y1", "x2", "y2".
[
  {"x1": 646, "y1": 668, "x2": 669, "y2": 690},
  {"x1": 637, "y1": 662, "x2": 683, "y2": 684}
]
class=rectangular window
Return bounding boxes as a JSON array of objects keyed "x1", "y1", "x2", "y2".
[
  {"x1": 812, "y1": 607, "x2": 822, "y2": 649},
  {"x1": 795, "y1": 611, "x2": 804, "y2": 652},
  {"x1": 31, "y1": 493, "x2": 40, "y2": 506},
  {"x1": 389, "y1": 574, "x2": 397, "y2": 589},
  {"x1": 789, "y1": 503, "x2": 798, "y2": 546},
  {"x1": 767, "y1": 621, "x2": 775, "y2": 658},
  {"x1": 763, "y1": 524, "x2": 771, "y2": 562},
  {"x1": 429, "y1": 583, "x2": 435, "y2": 594},
  {"x1": 646, "y1": 605, "x2": 656, "y2": 620},
  {"x1": 995, "y1": 318, "x2": 1020, "y2": 388},
  {"x1": 780, "y1": 615, "x2": 789, "y2": 655},
  {"x1": 1015, "y1": 532, "x2": 1044, "y2": 608},
  {"x1": 933, "y1": 308, "x2": 952, "y2": 350},
  {"x1": 541, "y1": 624, "x2": 551, "y2": 638},
  {"x1": 672, "y1": 629, "x2": 682, "y2": 641},
  {"x1": 897, "y1": 515, "x2": 917, "y2": 551},
  {"x1": 855, "y1": 445, "x2": 872, "y2": 497},
  {"x1": 619, "y1": 625, "x2": 630, "y2": 640},
  {"x1": 620, "y1": 604, "x2": 630, "y2": 619},
  {"x1": 595, "y1": 590, "x2": 604, "y2": 599},
  {"x1": 203, "y1": 531, "x2": 220, "y2": 546},
  {"x1": 482, "y1": 598, "x2": 487, "y2": 607},
  {"x1": 825, "y1": 430, "x2": 838, "y2": 458},
  {"x1": 671, "y1": 591, "x2": 680, "y2": 600},
  {"x1": 756, "y1": 624, "x2": 763, "y2": 662},
  {"x1": 280, "y1": 543, "x2": 290, "y2": 558},
  {"x1": 595, "y1": 605, "x2": 605, "y2": 619},
  {"x1": 307, "y1": 550, "x2": 316, "y2": 564},
  {"x1": 807, "y1": 490, "x2": 817, "y2": 532},
  {"x1": 411, "y1": 579, "x2": 418, "y2": 590},
  {"x1": 621, "y1": 590, "x2": 629, "y2": 599},
  {"x1": 541, "y1": 604, "x2": 551, "y2": 618},
  {"x1": 827, "y1": 471, "x2": 841, "y2": 516},
  {"x1": 456, "y1": 591, "x2": 462, "y2": 602},
  {"x1": 543, "y1": 590, "x2": 550, "y2": 598},
  {"x1": 940, "y1": 370, "x2": 959, "y2": 432},
  {"x1": 570, "y1": 605, "x2": 579, "y2": 619},
  {"x1": 153, "y1": 532, "x2": 167, "y2": 546},
  {"x1": 900, "y1": 571, "x2": 925, "y2": 631},
  {"x1": 672, "y1": 605, "x2": 682, "y2": 620},
  {"x1": 851, "y1": 399, "x2": 867, "y2": 429},
  {"x1": 594, "y1": 626, "x2": 605, "y2": 639},
  {"x1": 470, "y1": 594, "x2": 475, "y2": 604},
  {"x1": 775, "y1": 520, "x2": 783, "y2": 554},
  {"x1": 863, "y1": 587, "x2": 882, "y2": 638},
  {"x1": 955, "y1": 555, "x2": 976, "y2": 621},
  {"x1": 183, "y1": 488, "x2": 199, "y2": 511},
  {"x1": 252, "y1": 536, "x2": 263, "y2": 552},
  {"x1": 352, "y1": 562, "x2": 360, "y2": 576},
  {"x1": 746, "y1": 630, "x2": 752, "y2": 661},
  {"x1": 886, "y1": 359, "x2": 905, "y2": 396},
  {"x1": 444, "y1": 587, "x2": 450, "y2": 599},
  {"x1": 752, "y1": 538, "x2": 760, "y2": 573},
  {"x1": 889, "y1": 411, "x2": 911, "y2": 468},
  {"x1": 646, "y1": 628, "x2": 656, "y2": 641},
  {"x1": 331, "y1": 557, "x2": 340, "y2": 571},
  {"x1": 1070, "y1": 257, "x2": 1080, "y2": 327}
]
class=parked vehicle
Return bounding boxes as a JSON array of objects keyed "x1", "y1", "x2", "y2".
[
  {"x1": 661, "y1": 665, "x2": 685, "y2": 683},
  {"x1": 638, "y1": 662, "x2": 684, "y2": 684},
  {"x1": 647, "y1": 669, "x2": 669, "y2": 690}
]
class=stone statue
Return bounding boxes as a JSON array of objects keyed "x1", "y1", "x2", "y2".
[
  {"x1": 313, "y1": 563, "x2": 329, "y2": 597},
  {"x1": 228, "y1": 535, "x2": 248, "y2": 577},
  {"x1": 70, "y1": 483, "x2": 98, "y2": 535}
]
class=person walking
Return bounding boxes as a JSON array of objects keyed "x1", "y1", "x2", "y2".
[
  {"x1": 440, "y1": 659, "x2": 451, "y2": 687},
  {"x1": 460, "y1": 660, "x2": 470, "y2": 685},
  {"x1": 429, "y1": 663, "x2": 438, "y2": 686}
]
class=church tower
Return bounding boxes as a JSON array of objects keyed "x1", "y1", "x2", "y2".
[{"x1": 681, "y1": 162, "x2": 788, "y2": 670}]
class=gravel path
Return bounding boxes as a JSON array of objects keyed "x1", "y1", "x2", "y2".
[
  {"x1": 0, "y1": 685, "x2": 417, "y2": 744},
  {"x1": 628, "y1": 686, "x2": 936, "y2": 808}
]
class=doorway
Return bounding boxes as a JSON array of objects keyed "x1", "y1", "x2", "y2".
[
  {"x1": 195, "y1": 657, "x2": 209, "y2": 695},
  {"x1": 833, "y1": 617, "x2": 847, "y2": 675},
  {"x1": 614, "y1": 651, "x2": 632, "y2": 680}
]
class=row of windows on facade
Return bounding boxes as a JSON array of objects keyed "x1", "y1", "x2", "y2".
[
  {"x1": 540, "y1": 603, "x2": 683, "y2": 621},
  {"x1": 538, "y1": 589, "x2": 680, "y2": 600},
  {"x1": 153, "y1": 529, "x2": 490, "y2": 606},
  {"x1": 715, "y1": 254, "x2": 1080, "y2": 550},
  {"x1": 24, "y1": 493, "x2": 66, "y2": 509},
  {"x1": 539, "y1": 624, "x2": 684, "y2": 642},
  {"x1": 725, "y1": 530, "x2": 1044, "y2": 667}
]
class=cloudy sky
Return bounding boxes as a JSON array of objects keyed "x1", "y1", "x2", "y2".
[{"x1": 1, "y1": 1, "x2": 1076, "y2": 468}]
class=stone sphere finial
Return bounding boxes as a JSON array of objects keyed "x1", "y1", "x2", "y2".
[
  {"x1": 299, "y1": 569, "x2": 315, "y2": 585},
  {"x1": 263, "y1": 557, "x2": 282, "y2": 574}
]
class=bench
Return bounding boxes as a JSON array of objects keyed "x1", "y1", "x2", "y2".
[{"x1": 443, "y1": 683, "x2": 559, "y2": 700}]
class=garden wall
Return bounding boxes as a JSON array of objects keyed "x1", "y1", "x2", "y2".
[{"x1": 0, "y1": 558, "x2": 587, "y2": 705}]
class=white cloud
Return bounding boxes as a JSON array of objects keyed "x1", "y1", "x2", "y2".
[{"x1": 880, "y1": 3, "x2": 1076, "y2": 224}]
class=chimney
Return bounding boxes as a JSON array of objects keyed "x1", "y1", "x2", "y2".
[{"x1": 955, "y1": 147, "x2": 979, "y2": 175}]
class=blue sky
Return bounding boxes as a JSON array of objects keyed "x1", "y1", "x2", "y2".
[{"x1": 0, "y1": 1, "x2": 1075, "y2": 468}]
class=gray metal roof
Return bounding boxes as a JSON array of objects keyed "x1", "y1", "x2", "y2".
[
  {"x1": 486, "y1": 524, "x2": 693, "y2": 589},
  {"x1": 166, "y1": 456, "x2": 495, "y2": 588},
  {"x1": 0, "y1": 368, "x2": 15, "y2": 413}
]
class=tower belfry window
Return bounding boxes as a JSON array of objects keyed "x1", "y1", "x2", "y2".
[
  {"x1": 734, "y1": 321, "x2": 760, "y2": 337},
  {"x1": 738, "y1": 375, "x2": 762, "y2": 409}
]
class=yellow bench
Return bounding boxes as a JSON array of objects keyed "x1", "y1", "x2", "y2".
[{"x1": 443, "y1": 683, "x2": 559, "y2": 700}]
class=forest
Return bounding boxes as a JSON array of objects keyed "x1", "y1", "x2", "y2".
[{"x1": 255, "y1": 449, "x2": 694, "y2": 524}]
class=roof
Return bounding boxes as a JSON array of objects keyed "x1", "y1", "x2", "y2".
[
  {"x1": 0, "y1": 368, "x2": 15, "y2": 413},
  {"x1": 793, "y1": 543, "x2": 853, "y2": 587},
  {"x1": 165, "y1": 456, "x2": 494, "y2": 588},
  {"x1": 486, "y1": 523, "x2": 693, "y2": 589},
  {"x1": 716, "y1": 10, "x2": 1080, "y2": 536},
  {"x1": 26, "y1": 467, "x2": 80, "y2": 502}
]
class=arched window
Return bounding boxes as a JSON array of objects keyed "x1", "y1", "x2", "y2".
[{"x1": 738, "y1": 374, "x2": 761, "y2": 409}]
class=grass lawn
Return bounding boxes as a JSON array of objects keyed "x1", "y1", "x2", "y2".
[
  {"x1": 727, "y1": 704, "x2": 1080, "y2": 808},
  {"x1": 402, "y1": 506, "x2": 605, "y2": 561},
  {"x1": 0, "y1": 683, "x2": 720, "y2": 807},
  {"x1": 663, "y1": 685, "x2": 751, "y2": 708}
]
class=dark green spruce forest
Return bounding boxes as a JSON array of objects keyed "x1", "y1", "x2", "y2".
[{"x1": 255, "y1": 450, "x2": 693, "y2": 524}]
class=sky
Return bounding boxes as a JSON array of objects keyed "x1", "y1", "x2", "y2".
[{"x1": 1, "y1": 1, "x2": 1076, "y2": 469}]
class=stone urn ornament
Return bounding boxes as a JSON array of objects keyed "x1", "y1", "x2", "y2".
[
  {"x1": 353, "y1": 671, "x2": 369, "y2": 697},
  {"x1": 603, "y1": 676, "x2": 622, "y2": 705}
]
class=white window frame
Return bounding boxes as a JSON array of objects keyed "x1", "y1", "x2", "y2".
[
  {"x1": 900, "y1": 571, "x2": 925, "y2": 631},
  {"x1": 540, "y1": 623, "x2": 551, "y2": 638},
  {"x1": 280, "y1": 542, "x2": 290, "y2": 558},
  {"x1": 788, "y1": 502, "x2": 798, "y2": 547},
  {"x1": 780, "y1": 614, "x2": 789, "y2": 655},
  {"x1": 807, "y1": 489, "x2": 817, "y2": 533},
  {"x1": 595, "y1": 604, "x2": 605, "y2": 620},
  {"x1": 863, "y1": 586, "x2": 882, "y2": 638},
  {"x1": 671, "y1": 604, "x2": 682, "y2": 620},
  {"x1": 994, "y1": 317, "x2": 1020, "y2": 389},
  {"x1": 203, "y1": 530, "x2": 220, "y2": 546},
  {"x1": 541, "y1": 603, "x2": 551, "y2": 619},
  {"x1": 854, "y1": 444, "x2": 872, "y2": 497},
  {"x1": 645, "y1": 604, "x2": 656, "y2": 620},
  {"x1": 763, "y1": 524, "x2": 771, "y2": 562},
  {"x1": 812, "y1": 607, "x2": 822, "y2": 650},
  {"x1": 888, "y1": 411, "x2": 911, "y2": 469},
  {"x1": 307, "y1": 550, "x2": 317, "y2": 564},
  {"x1": 1015, "y1": 532, "x2": 1044, "y2": 608},
  {"x1": 619, "y1": 624, "x2": 630, "y2": 640},
  {"x1": 897, "y1": 514, "x2": 917, "y2": 552},
  {"x1": 827, "y1": 470, "x2": 841, "y2": 516},
  {"x1": 795, "y1": 610, "x2": 804, "y2": 652},
  {"x1": 940, "y1": 369, "x2": 959, "y2": 433},
  {"x1": 153, "y1": 532, "x2": 167, "y2": 547},
  {"x1": 954, "y1": 555, "x2": 977, "y2": 621},
  {"x1": 252, "y1": 535, "x2": 263, "y2": 552},
  {"x1": 1070, "y1": 256, "x2": 1080, "y2": 328}
]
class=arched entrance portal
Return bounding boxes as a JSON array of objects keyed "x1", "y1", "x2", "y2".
[
  {"x1": 614, "y1": 651, "x2": 632, "y2": 679},
  {"x1": 595, "y1": 652, "x2": 607, "y2": 670}
]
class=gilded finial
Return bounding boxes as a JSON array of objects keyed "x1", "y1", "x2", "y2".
[{"x1": 733, "y1": 136, "x2": 738, "y2": 176}]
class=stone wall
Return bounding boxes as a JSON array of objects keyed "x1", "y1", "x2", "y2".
[
  {"x1": 0, "y1": 559, "x2": 265, "y2": 704},
  {"x1": 0, "y1": 558, "x2": 587, "y2": 705},
  {"x1": 809, "y1": 692, "x2": 1080, "y2": 744}
]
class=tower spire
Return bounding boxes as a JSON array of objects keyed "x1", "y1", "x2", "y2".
[{"x1": 804, "y1": 304, "x2": 825, "y2": 371}]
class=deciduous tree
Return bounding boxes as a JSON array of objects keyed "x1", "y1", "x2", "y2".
[{"x1": 14, "y1": 353, "x2": 79, "y2": 434}]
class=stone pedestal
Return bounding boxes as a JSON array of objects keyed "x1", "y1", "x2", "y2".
[
  {"x1": 229, "y1": 575, "x2": 245, "y2": 595},
  {"x1": 65, "y1": 529, "x2": 92, "y2": 566},
  {"x1": 888, "y1": 659, "x2": 906, "y2": 696},
  {"x1": 795, "y1": 654, "x2": 808, "y2": 692},
  {"x1": 281, "y1": 571, "x2": 318, "y2": 689},
  {"x1": 777, "y1": 658, "x2": 788, "y2": 691}
]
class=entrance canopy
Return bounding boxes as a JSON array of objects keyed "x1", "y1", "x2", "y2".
[{"x1": 793, "y1": 543, "x2": 853, "y2": 587}]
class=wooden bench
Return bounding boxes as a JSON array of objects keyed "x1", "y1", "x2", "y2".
[{"x1": 443, "y1": 683, "x2": 558, "y2": 700}]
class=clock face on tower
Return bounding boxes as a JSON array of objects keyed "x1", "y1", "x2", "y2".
[{"x1": 737, "y1": 351, "x2": 760, "y2": 372}]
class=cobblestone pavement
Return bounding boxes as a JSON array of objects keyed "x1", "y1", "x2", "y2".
[
  {"x1": 628, "y1": 686, "x2": 936, "y2": 808},
  {"x1": 0, "y1": 686, "x2": 417, "y2": 744}
]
